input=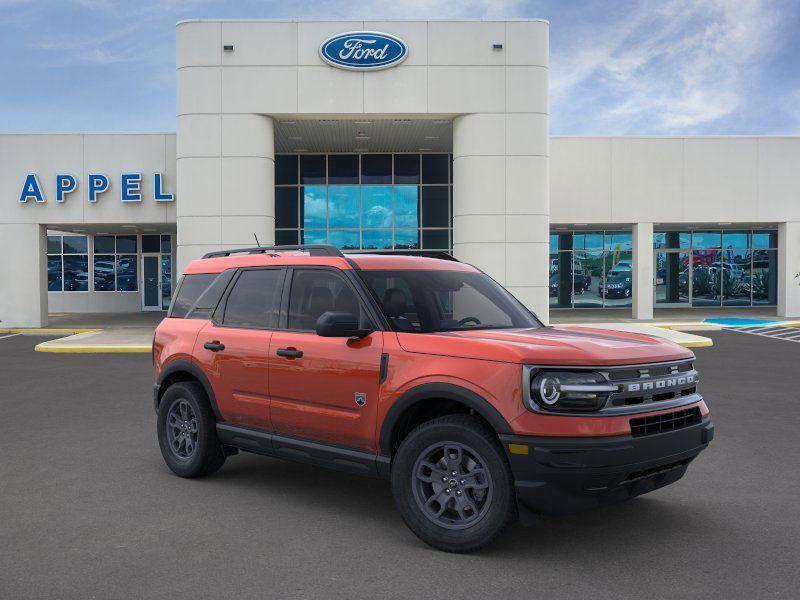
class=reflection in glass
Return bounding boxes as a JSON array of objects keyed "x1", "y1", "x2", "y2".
[
  {"x1": 692, "y1": 231, "x2": 721, "y2": 249},
  {"x1": 604, "y1": 232, "x2": 632, "y2": 251},
  {"x1": 302, "y1": 186, "x2": 326, "y2": 229},
  {"x1": 394, "y1": 154, "x2": 420, "y2": 184},
  {"x1": 753, "y1": 249, "x2": 777, "y2": 305},
  {"x1": 574, "y1": 233, "x2": 603, "y2": 250},
  {"x1": 422, "y1": 229, "x2": 449, "y2": 250},
  {"x1": 361, "y1": 154, "x2": 392, "y2": 184},
  {"x1": 302, "y1": 229, "x2": 327, "y2": 244},
  {"x1": 47, "y1": 235, "x2": 62, "y2": 254},
  {"x1": 117, "y1": 256, "x2": 137, "y2": 291},
  {"x1": 300, "y1": 155, "x2": 325, "y2": 184},
  {"x1": 422, "y1": 186, "x2": 448, "y2": 227},
  {"x1": 161, "y1": 235, "x2": 172, "y2": 254},
  {"x1": 63, "y1": 255, "x2": 89, "y2": 291},
  {"x1": 94, "y1": 235, "x2": 115, "y2": 254},
  {"x1": 116, "y1": 235, "x2": 137, "y2": 254},
  {"x1": 47, "y1": 256, "x2": 62, "y2": 291},
  {"x1": 654, "y1": 231, "x2": 690, "y2": 249},
  {"x1": 94, "y1": 255, "x2": 116, "y2": 291},
  {"x1": 604, "y1": 250, "x2": 633, "y2": 307},
  {"x1": 362, "y1": 186, "x2": 392, "y2": 228},
  {"x1": 573, "y1": 251, "x2": 603, "y2": 307},
  {"x1": 328, "y1": 155, "x2": 358, "y2": 184},
  {"x1": 692, "y1": 250, "x2": 721, "y2": 306},
  {"x1": 394, "y1": 186, "x2": 419, "y2": 228},
  {"x1": 63, "y1": 235, "x2": 88, "y2": 254},
  {"x1": 752, "y1": 230, "x2": 777, "y2": 249},
  {"x1": 655, "y1": 251, "x2": 690, "y2": 305},
  {"x1": 162, "y1": 255, "x2": 172, "y2": 309},
  {"x1": 722, "y1": 249, "x2": 751, "y2": 306},
  {"x1": 328, "y1": 186, "x2": 359, "y2": 228},
  {"x1": 362, "y1": 229, "x2": 393, "y2": 250},
  {"x1": 394, "y1": 229, "x2": 420, "y2": 250},
  {"x1": 329, "y1": 230, "x2": 360, "y2": 250},
  {"x1": 722, "y1": 231, "x2": 750, "y2": 249}
]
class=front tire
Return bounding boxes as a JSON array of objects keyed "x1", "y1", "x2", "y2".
[
  {"x1": 391, "y1": 414, "x2": 517, "y2": 553},
  {"x1": 157, "y1": 381, "x2": 225, "y2": 478}
]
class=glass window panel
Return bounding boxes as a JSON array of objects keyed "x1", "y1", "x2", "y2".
[
  {"x1": 329, "y1": 230, "x2": 360, "y2": 250},
  {"x1": 421, "y1": 186, "x2": 448, "y2": 227},
  {"x1": 47, "y1": 256, "x2": 62, "y2": 291},
  {"x1": 362, "y1": 229, "x2": 393, "y2": 250},
  {"x1": 422, "y1": 229, "x2": 449, "y2": 250},
  {"x1": 299, "y1": 155, "x2": 325, "y2": 184},
  {"x1": 302, "y1": 229, "x2": 327, "y2": 244},
  {"x1": 287, "y1": 269, "x2": 368, "y2": 331},
  {"x1": 141, "y1": 234, "x2": 160, "y2": 253},
  {"x1": 328, "y1": 155, "x2": 359, "y2": 184},
  {"x1": 362, "y1": 186, "x2": 392, "y2": 228},
  {"x1": 224, "y1": 269, "x2": 283, "y2": 329},
  {"x1": 653, "y1": 232, "x2": 666, "y2": 249},
  {"x1": 691, "y1": 250, "x2": 721, "y2": 306},
  {"x1": 692, "y1": 231, "x2": 721, "y2": 249},
  {"x1": 275, "y1": 230, "x2": 298, "y2": 246},
  {"x1": 275, "y1": 155, "x2": 298, "y2": 185},
  {"x1": 63, "y1": 255, "x2": 89, "y2": 291},
  {"x1": 604, "y1": 232, "x2": 632, "y2": 251},
  {"x1": 549, "y1": 252, "x2": 572, "y2": 308},
  {"x1": 659, "y1": 231, "x2": 691, "y2": 249},
  {"x1": 573, "y1": 233, "x2": 603, "y2": 250},
  {"x1": 549, "y1": 234, "x2": 560, "y2": 253},
  {"x1": 394, "y1": 186, "x2": 419, "y2": 228},
  {"x1": 394, "y1": 154, "x2": 420, "y2": 184},
  {"x1": 752, "y1": 230, "x2": 777, "y2": 249},
  {"x1": 116, "y1": 235, "x2": 137, "y2": 254},
  {"x1": 722, "y1": 249, "x2": 752, "y2": 306},
  {"x1": 752, "y1": 249, "x2": 777, "y2": 305},
  {"x1": 161, "y1": 235, "x2": 172, "y2": 254},
  {"x1": 421, "y1": 154, "x2": 448, "y2": 184},
  {"x1": 302, "y1": 186, "x2": 326, "y2": 229},
  {"x1": 47, "y1": 235, "x2": 62, "y2": 254},
  {"x1": 394, "y1": 229, "x2": 419, "y2": 250},
  {"x1": 655, "y1": 251, "x2": 690, "y2": 305},
  {"x1": 62, "y1": 235, "x2": 88, "y2": 254},
  {"x1": 603, "y1": 251, "x2": 633, "y2": 307},
  {"x1": 361, "y1": 154, "x2": 392, "y2": 184},
  {"x1": 573, "y1": 251, "x2": 603, "y2": 307},
  {"x1": 94, "y1": 235, "x2": 115, "y2": 254},
  {"x1": 161, "y1": 255, "x2": 172, "y2": 309},
  {"x1": 275, "y1": 187, "x2": 299, "y2": 229},
  {"x1": 722, "y1": 231, "x2": 750, "y2": 249},
  {"x1": 328, "y1": 186, "x2": 360, "y2": 228},
  {"x1": 116, "y1": 255, "x2": 137, "y2": 291},
  {"x1": 94, "y1": 255, "x2": 116, "y2": 291}
]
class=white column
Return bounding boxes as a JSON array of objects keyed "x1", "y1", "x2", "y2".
[
  {"x1": 0, "y1": 224, "x2": 47, "y2": 327},
  {"x1": 452, "y1": 113, "x2": 550, "y2": 322},
  {"x1": 632, "y1": 222, "x2": 654, "y2": 320},
  {"x1": 778, "y1": 222, "x2": 800, "y2": 318},
  {"x1": 176, "y1": 114, "x2": 275, "y2": 273}
]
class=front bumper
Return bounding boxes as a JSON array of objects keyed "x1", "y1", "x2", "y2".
[{"x1": 500, "y1": 418, "x2": 714, "y2": 516}]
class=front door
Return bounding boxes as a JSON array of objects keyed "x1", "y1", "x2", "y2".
[
  {"x1": 142, "y1": 255, "x2": 161, "y2": 311},
  {"x1": 268, "y1": 268, "x2": 384, "y2": 451}
]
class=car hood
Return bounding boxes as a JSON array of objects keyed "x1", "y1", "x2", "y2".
[{"x1": 395, "y1": 326, "x2": 693, "y2": 366}]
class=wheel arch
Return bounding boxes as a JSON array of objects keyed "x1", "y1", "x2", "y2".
[
  {"x1": 156, "y1": 359, "x2": 222, "y2": 420},
  {"x1": 379, "y1": 383, "x2": 513, "y2": 456}
]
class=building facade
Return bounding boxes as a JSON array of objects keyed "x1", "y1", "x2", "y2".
[{"x1": 1, "y1": 19, "x2": 799, "y2": 328}]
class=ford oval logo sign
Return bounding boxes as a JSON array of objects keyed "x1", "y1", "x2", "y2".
[{"x1": 319, "y1": 31, "x2": 408, "y2": 71}]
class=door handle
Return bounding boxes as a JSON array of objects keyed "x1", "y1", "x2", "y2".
[
  {"x1": 203, "y1": 341, "x2": 225, "y2": 352},
  {"x1": 276, "y1": 347, "x2": 303, "y2": 359}
]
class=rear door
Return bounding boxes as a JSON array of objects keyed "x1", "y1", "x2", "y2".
[
  {"x1": 268, "y1": 267, "x2": 384, "y2": 451},
  {"x1": 194, "y1": 268, "x2": 285, "y2": 430}
]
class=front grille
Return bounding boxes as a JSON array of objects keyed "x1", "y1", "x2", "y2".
[
  {"x1": 622, "y1": 458, "x2": 692, "y2": 483},
  {"x1": 607, "y1": 360, "x2": 699, "y2": 408},
  {"x1": 629, "y1": 407, "x2": 702, "y2": 437}
]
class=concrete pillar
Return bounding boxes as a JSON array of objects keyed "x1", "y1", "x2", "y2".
[
  {"x1": 452, "y1": 113, "x2": 550, "y2": 322},
  {"x1": 778, "y1": 221, "x2": 800, "y2": 318},
  {"x1": 0, "y1": 224, "x2": 47, "y2": 327},
  {"x1": 632, "y1": 222, "x2": 654, "y2": 320},
  {"x1": 176, "y1": 114, "x2": 275, "y2": 273}
]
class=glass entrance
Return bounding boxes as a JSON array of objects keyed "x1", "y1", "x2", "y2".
[{"x1": 142, "y1": 255, "x2": 161, "y2": 311}]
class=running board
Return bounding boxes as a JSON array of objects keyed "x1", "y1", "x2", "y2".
[{"x1": 216, "y1": 423, "x2": 390, "y2": 479}]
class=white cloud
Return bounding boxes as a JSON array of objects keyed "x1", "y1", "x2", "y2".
[{"x1": 551, "y1": 0, "x2": 791, "y2": 133}]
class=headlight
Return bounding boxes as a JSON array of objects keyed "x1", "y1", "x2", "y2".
[{"x1": 528, "y1": 370, "x2": 617, "y2": 412}]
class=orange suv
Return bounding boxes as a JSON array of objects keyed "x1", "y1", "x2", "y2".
[{"x1": 153, "y1": 245, "x2": 713, "y2": 552}]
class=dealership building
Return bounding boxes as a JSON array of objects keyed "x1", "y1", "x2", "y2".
[{"x1": 1, "y1": 18, "x2": 799, "y2": 327}]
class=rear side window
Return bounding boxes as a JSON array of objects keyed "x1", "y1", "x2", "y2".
[
  {"x1": 170, "y1": 274, "x2": 218, "y2": 318},
  {"x1": 222, "y1": 269, "x2": 283, "y2": 329}
]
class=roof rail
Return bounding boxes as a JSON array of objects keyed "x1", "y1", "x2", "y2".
[
  {"x1": 202, "y1": 244, "x2": 345, "y2": 259},
  {"x1": 356, "y1": 250, "x2": 460, "y2": 262}
]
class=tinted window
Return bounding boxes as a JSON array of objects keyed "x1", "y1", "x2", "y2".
[
  {"x1": 116, "y1": 235, "x2": 137, "y2": 254},
  {"x1": 300, "y1": 155, "x2": 325, "y2": 184},
  {"x1": 94, "y1": 235, "x2": 115, "y2": 253},
  {"x1": 287, "y1": 270, "x2": 367, "y2": 331},
  {"x1": 328, "y1": 154, "x2": 359, "y2": 184},
  {"x1": 421, "y1": 154, "x2": 448, "y2": 184},
  {"x1": 394, "y1": 154, "x2": 420, "y2": 184},
  {"x1": 275, "y1": 155, "x2": 298, "y2": 185},
  {"x1": 62, "y1": 235, "x2": 88, "y2": 254},
  {"x1": 171, "y1": 274, "x2": 218, "y2": 318},
  {"x1": 142, "y1": 234, "x2": 160, "y2": 253},
  {"x1": 223, "y1": 269, "x2": 283, "y2": 329},
  {"x1": 361, "y1": 154, "x2": 391, "y2": 184},
  {"x1": 275, "y1": 187, "x2": 299, "y2": 229}
]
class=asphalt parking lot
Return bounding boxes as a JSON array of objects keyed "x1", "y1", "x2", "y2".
[{"x1": 1, "y1": 331, "x2": 798, "y2": 599}]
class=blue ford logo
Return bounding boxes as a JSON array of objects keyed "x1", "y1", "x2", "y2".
[{"x1": 319, "y1": 31, "x2": 408, "y2": 71}]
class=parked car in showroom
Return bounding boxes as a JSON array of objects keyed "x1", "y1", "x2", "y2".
[{"x1": 599, "y1": 272, "x2": 632, "y2": 299}]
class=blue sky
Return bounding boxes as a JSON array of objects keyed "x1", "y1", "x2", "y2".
[{"x1": 1, "y1": 0, "x2": 798, "y2": 135}]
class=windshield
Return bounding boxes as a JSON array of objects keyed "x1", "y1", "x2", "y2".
[{"x1": 357, "y1": 269, "x2": 542, "y2": 333}]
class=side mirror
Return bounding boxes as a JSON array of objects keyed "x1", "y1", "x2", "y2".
[{"x1": 315, "y1": 311, "x2": 372, "y2": 338}]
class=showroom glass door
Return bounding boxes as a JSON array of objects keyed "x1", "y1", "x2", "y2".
[{"x1": 141, "y1": 255, "x2": 161, "y2": 311}]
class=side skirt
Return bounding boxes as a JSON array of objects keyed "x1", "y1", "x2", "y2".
[{"x1": 216, "y1": 423, "x2": 391, "y2": 479}]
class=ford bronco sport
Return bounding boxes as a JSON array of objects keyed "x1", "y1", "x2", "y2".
[{"x1": 153, "y1": 245, "x2": 713, "y2": 553}]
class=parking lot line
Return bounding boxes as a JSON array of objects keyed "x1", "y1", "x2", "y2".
[{"x1": 0, "y1": 333, "x2": 21, "y2": 341}]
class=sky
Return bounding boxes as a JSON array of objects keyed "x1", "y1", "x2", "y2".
[{"x1": 0, "y1": 0, "x2": 798, "y2": 135}]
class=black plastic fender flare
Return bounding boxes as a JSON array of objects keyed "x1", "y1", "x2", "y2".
[{"x1": 156, "y1": 359, "x2": 222, "y2": 420}]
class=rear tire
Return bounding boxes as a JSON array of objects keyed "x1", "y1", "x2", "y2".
[
  {"x1": 391, "y1": 414, "x2": 517, "y2": 553},
  {"x1": 157, "y1": 381, "x2": 225, "y2": 478}
]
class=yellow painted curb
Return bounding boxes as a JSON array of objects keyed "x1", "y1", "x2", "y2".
[
  {"x1": 678, "y1": 339, "x2": 714, "y2": 348},
  {"x1": 34, "y1": 343, "x2": 151, "y2": 353}
]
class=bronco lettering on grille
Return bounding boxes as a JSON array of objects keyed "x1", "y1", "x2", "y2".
[{"x1": 626, "y1": 373, "x2": 696, "y2": 393}]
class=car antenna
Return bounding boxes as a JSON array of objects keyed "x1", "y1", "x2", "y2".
[{"x1": 253, "y1": 233, "x2": 261, "y2": 247}]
